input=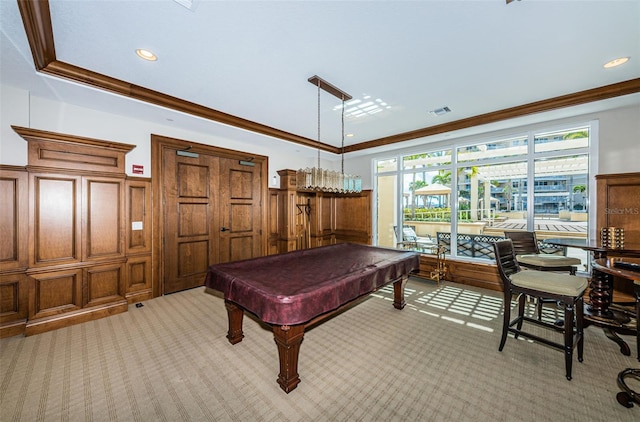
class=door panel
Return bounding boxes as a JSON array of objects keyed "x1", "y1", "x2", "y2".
[
  {"x1": 218, "y1": 159, "x2": 263, "y2": 263},
  {"x1": 163, "y1": 150, "x2": 219, "y2": 294},
  {"x1": 161, "y1": 144, "x2": 265, "y2": 294}
]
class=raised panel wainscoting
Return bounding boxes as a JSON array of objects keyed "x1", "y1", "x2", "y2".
[{"x1": 0, "y1": 127, "x2": 152, "y2": 337}]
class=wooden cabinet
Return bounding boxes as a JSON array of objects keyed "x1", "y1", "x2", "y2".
[
  {"x1": 1, "y1": 126, "x2": 139, "y2": 337},
  {"x1": 595, "y1": 172, "x2": 640, "y2": 302},
  {"x1": 271, "y1": 169, "x2": 372, "y2": 253},
  {"x1": 596, "y1": 172, "x2": 640, "y2": 243}
]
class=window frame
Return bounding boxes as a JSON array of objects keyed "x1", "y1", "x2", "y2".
[{"x1": 372, "y1": 120, "x2": 598, "y2": 262}]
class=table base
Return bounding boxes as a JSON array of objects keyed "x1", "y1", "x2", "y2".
[
  {"x1": 585, "y1": 303, "x2": 637, "y2": 357},
  {"x1": 224, "y1": 274, "x2": 409, "y2": 393}
]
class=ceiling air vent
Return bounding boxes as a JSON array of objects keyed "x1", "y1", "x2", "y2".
[
  {"x1": 173, "y1": 0, "x2": 196, "y2": 10},
  {"x1": 429, "y1": 106, "x2": 451, "y2": 117}
]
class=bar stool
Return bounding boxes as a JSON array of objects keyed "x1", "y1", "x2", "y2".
[
  {"x1": 493, "y1": 239, "x2": 588, "y2": 380},
  {"x1": 505, "y1": 231, "x2": 582, "y2": 320}
]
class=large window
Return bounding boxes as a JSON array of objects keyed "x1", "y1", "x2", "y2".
[{"x1": 374, "y1": 124, "x2": 592, "y2": 269}]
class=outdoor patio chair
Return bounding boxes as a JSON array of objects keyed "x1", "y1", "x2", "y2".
[{"x1": 394, "y1": 226, "x2": 437, "y2": 253}]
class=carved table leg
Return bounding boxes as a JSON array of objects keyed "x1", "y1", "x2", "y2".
[
  {"x1": 604, "y1": 327, "x2": 631, "y2": 356},
  {"x1": 393, "y1": 275, "x2": 408, "y2": 310},
  {"x1": 635, "y1": 281, "x2": 640, "y2": 361},
  {"x1": 588, "y1": 270, "x2": 612, "y2": 316},
  {"x1": 224, "y1": 300, "x2": 245, "y2": 344},
  {"x1": 273, "y1": 324, "x2": 305, "y2": 393},
  {"x1": 586, "y1": 269, "x2": 635, "y2": 357}
]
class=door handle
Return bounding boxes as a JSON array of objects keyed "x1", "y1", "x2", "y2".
[{"x1": 220, "y1": 227, "x2": 229, "y2": 232}]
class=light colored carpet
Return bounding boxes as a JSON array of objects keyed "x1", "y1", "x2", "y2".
[{"x1": 1, "y1": 278, "x2": 638, "y2": 421}]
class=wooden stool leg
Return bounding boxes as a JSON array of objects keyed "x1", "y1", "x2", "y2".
[
  {"x1": 577, "y1": 296, "x2": 584, "y2": 362},
  {"x1": 563, "y1": 302, "x2": 575, "y2": 381},
  {"x1": 499, "y1": 290, "x2": 511, "y2": 351}
]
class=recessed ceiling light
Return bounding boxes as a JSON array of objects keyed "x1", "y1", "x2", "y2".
[
  {"x1": 136, "y1": 49, "x2": 157, "y2": 61},
  {"x1": 603, "y1": 56, "x2": 630, "y2": 68},
  {"x1": 346, "y1": 133, "x2": 354, "y2": 137}
]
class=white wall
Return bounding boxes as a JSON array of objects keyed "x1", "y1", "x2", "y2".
[
  {"x1": 345, "y1": 103, "x2": 640, "y2": 189},
  {"x1": 0, "y1": 85, "x2": 331, "y2": 185},
  {"x1": 2, "y1": 84, "x2": 638, "y2": 186},
  {"x1": 595, "y1": 105, "x2": 640, "y2": 174}
]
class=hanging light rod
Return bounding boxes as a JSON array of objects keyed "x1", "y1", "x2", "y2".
[{"x1": 308, "y1": 75, "x2": 352, "y2": 101}]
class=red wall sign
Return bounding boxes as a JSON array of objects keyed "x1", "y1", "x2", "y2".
[{"x1": 132, "y1": 164, "x2": 144, "y2": 174}]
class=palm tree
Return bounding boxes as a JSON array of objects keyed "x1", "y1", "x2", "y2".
[
  {"x1": 408, "y1": 180, "x2": 427, "y2": 210},
  {"x1": 502, "y1": 180, "x2": 519, "y2": 211},
  {"x1": 573, "y1": 184, "x2": 586, "y2": 210},
  {"x1": 431, "y1": 170, "x2": 451, "y2": 186},
  {"x1": 563, "y1": 130, "x2": 589, "y2": 140}
]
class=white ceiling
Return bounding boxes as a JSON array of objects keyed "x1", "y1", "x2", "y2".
[{"x1": 2, "y1": 0, "x2": 639, "y2": 159}]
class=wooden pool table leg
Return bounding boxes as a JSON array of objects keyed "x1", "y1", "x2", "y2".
[
  {"x1": 273, "y1": 324, "x2": 305, "y2": 393},
  {"x1": 393, "y1": 275, "x2": 408, "y2": 309},
  {"x1": 224, "y1": 300, "x2": 244, "y2": 344}
]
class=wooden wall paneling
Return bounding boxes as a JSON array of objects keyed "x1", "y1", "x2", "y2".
[
  {"x1": 307, "y1": 193, "x2": 322, "y2": 247},
  {"x1": 0, "y1": 273, "x2": 29, "y2": 337},
  {"x1": 0, "y1": 166, "x2": 29, "y2": 337},
  {"x1": 0, "y1": 166, "x2": 28, "y2": 272},
  {"x1": 124, "y1": 178, "x2": 152, "y2": 303},
  {"x1": 417, "y1": 255, "x2": 501, "y2": 292},
  {"x1": 267, "y1": 188, "x2": 280, "y2": 255},
  {"x1": 276, "y1": 170, "x2": 300, "y2": 253},
  {"x1": 25, "y1": 266, "x2": 127, "y2": 336},
  {"x1": 125, "y1": 255, "x2": 152, "y2": 303},
  {"x1": 29, "y1": 172, "x2": 82, "y2": 268},
  {"x1": 273, "y1": 170, "x2": 373, "y2": 252},
  {"x1": 83, "y1": 176, "x2": 125, "y2": 261},
  {"x1": 315, "y1": 193, "x2": 335, "y2": 246},
  {"x1": 596, "y1": 172, "x2": 640, "y2": 243},
  {"x1": 125, "y1": 178, "x2": 152, "y2": 254},
  {"x1": 13, "y1": 126, "x2": 136, "y2": 336},
  {"x1": 13, "y1": 126, "x2": 134, "y2": 174},
  {"x1": 334, "y1": 191, "x2": 372, "y2": 245},
  {"x1": 292, "y1": 192, "x2": 306, "y2": 250},
  {"x1": 84, "y1": 261, "x2": 127, "y2": 308},
  {"x1": 28, "y1": 268, "x2": 83, "y2": 320}
]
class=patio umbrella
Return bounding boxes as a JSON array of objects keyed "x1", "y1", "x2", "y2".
[
  {"x1": 414, "y1": 183, "x2": 451, "y2": 195},
  {"x1": 415, "y1": 183, "x2": 451, "y2": 207}
]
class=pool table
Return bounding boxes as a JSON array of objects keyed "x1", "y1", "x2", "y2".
[{"x1": 204, "y1": 243, "x2": 420, "y2": 393}]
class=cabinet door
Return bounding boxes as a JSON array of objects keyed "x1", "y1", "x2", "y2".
[
  {"x1": 83, "y1": 176, "x2": 125, "y2": 261},
  {"x1": 30, "y1": 173, "x2": 82, "y2": 267}
]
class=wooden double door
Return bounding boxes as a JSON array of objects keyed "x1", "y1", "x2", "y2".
[{"x1": 155, "y1": 136, "x2": 266, "y2": 294}]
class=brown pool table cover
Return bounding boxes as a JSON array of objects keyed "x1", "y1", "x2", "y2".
[{"x1": 204, "y1": 243, "x2": 420, "y2": 325}]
